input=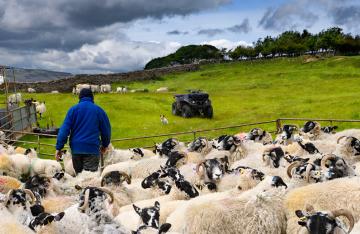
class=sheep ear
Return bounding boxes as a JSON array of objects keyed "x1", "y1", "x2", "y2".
[
  {"x1": 159, "y1": 223, "x2": 172, "y2": 233},
  {"x1": 75, "y1": 185, "x2": 82, "y2": 190},
  {"x1": 133, "y1": 204, "x2": 141, "y2": 215}
]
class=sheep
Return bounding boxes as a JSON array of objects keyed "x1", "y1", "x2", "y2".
[
  {"x1": 294, "y1": 204, "x2": 354, "y2": 234},
  {"x1": 104, "y1": 144, "x2": 155, "y2": 165},
  {"x1": 90, "y1": 84, "x2": 100, "y2": 93},
  {"x1": 33, "y1": 101, "x2": 46, "y2": 119},
  {"x1": 178, "y1": 176, "x2": 288, "y2": 234},
  {"x1": 100, "y1": 84, "x2": 111, "y2": 93},
  {"x1": 12, "y1": 146, "x2": 37, "y2": 158},
  {"x1": 211, "y1": 135, "x2": 246, "y2": 163},
  {"x1": 246, "y1": 127, "x2": 273, "y2": 145},
  {"x1": 154, "y1": 138, "x2": 186, "y2": 157},
  {"x1": 60, "y1": 150, "x2": 76, "y2": 177},
  {"x1": 0, "y1": 176, "x2": 22, "y2": 193},
  {"x1": 75, "y1": 84, "x2": 91, "y2": 94},
  {"x1": 27, "y1": 87, "x2": 36, "y2": 93},
  {"x1": 51, "y1": 90, "x2": 59, "y2": 94},
  {"x1": 335, "y1": 135, "x2": 360, "y2": 164},
  {"x1": 285, "y1": 177, "x2": 360, "y2": 233},
  {"x1": 0, "y1": 153, "x2": 17, "y2": 177},
  {"x1": 274, "y1": 124, "x2": 300, "y2": 145},
  {"x1": 8, "y1": 93, "x2": 22, "y2": 105},
  {"x1": 0, "y1": 207, "x2": 34, "y2": 234},
  {"x1": 30, "y1": 157, "x2": 62, "y2": 177},
  {"x1": 156, "y1": 87, "x2": 169, "y2": 92},
  {"x1": 300, "y1": 121, "x2": 322, "y2": 140},
  {"x1": 116, "y1": 86, "x2": 128, "y2": 93}
]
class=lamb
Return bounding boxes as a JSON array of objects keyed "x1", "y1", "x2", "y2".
[
  {"x1": 8, "y1": 93, "x2": 22, "y2": 105},
  {"x1": 33, "y1": 101, "x2": 46, "y2": 119},
  {"x1": 27, "y1": 88, "x2": 36, "y2": 93},
  {"x1": 285, "y1": 177, "x2": 360, "y2": 233},
  {"x1": 100, "y1": 84, "x2": 111, "y2": 93},
  {"x1": 294, "y1": 204, "x2": 354, "y2": 234}
]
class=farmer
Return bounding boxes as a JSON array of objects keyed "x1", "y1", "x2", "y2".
[{"x1": 55, "y1": 88, "x2": 111, "y2": 174}]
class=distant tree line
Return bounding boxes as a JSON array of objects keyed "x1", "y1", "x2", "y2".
[
  {"x1": 230, "y1": 27, "x2": 360, "y2": 60},
  {"x1": 145, "y1": 27, "x2": 360, "y2": 69}
]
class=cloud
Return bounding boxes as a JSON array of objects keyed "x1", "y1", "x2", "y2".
[
  {"x1": 0, "y1": 0, "x2": 229, "y2": 51},
  {"x1": 227, "y1": 18, "x2": 251, "y2": 33},
  {"x1": 167, "y1": 30, "x2": 189, "y2": 35},
  {"x1": 258, "y1": 2, "x2": 319, "y2": 31},
  {"x1": 0, "y1": 39, "x2": 182, "y2": 74},
  {"x1": 329, "y1": 5, "x2": 360, "y2": 30},
  {"x1": 258, "y1": 0, "x2": 360, "y2": 31},
  {"x1": 198, "y1": 28, "x2": 224, "y2": 37},
  {"x1": 201, "y1": 39, "x2": 252, "y2": 50}
]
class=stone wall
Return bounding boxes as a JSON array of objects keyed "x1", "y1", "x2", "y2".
[{"x1": 4, "y1": 64, "x2": 200, "y2": 93}]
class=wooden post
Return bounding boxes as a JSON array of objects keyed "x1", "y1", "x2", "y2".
[{"x1": 276, "y1": 119, "x2": 282, "y2": 133}]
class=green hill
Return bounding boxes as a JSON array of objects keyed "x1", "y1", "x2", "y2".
[
  {"x1": 145, "y1": 44, "x2": 222, "y2": 69},
  {"x1": 11, "y1": 56, "x2": 360, "y2": 157}
]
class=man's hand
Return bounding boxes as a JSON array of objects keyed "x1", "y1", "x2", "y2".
[
  {"x1": 55, "y1": 150, "x2": 63, "y2": 161},
  {"x1": 100, "y1": 146, "x2": 108, "y2": 155}
]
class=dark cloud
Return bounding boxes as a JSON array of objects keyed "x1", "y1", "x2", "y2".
[
  {"x1": 330, "y1": 5, "x2": 360, "y2": 29},
  {"x1": 227, "y1": 18, "x2": 251, "y2": 33},
  {"x1": 258, "y1": 0, "x2": 360, "y2": 31},
  {"x1": 0, "y1": 0, "x2": 229, "y2": 51},
  {"x1": 258, "y1": 3, "x2": 319, "y2": 31},
  {"x1": 167, "y1": 30, "x2": 189, "y2": 35},
  {"x1": 198, "y1": 28, "x2": 224, "y2": 37}
]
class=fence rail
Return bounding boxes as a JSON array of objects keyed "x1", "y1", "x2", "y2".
[{"x1": 1, "y1": 117, "x2": 360, "y2": 157}]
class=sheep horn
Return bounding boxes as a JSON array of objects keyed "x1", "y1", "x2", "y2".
[
  {"x1": 304, "y1": 163, "x2": 314, "y2": 183},
  {"x1": 3, "y1": 189, "x2": 13, "y2": 206},
  {"x1": 305, "y1": 204, "x2": 315, "y2": 213},
  {"x1": 98, "y1": 187, "x2": 114, "y2": 204},
  {"x1": 321, "y1": 154, "x2": 337, "y2": 169},
  {"x1": 119, "y1": 171, "x2": 132, "y2": 184},
  {"x1": 337, "y1": 136, "x2": 349, "y2": 144},
  {"x1": 195, "y1": 161, "x2": 205, "y2": 175},
  {"x1": 287, "y1": 161, "x2": 301, "y2": 178},
  {"x1": 331, "y1": 209, "x2": 354, "y2": 233},
  {"x1": 24, "y1": 189, "x2": 36, "y2": 205},
  {"x1": 78, "y1": 189, "x2": 90, "y2": 212}
]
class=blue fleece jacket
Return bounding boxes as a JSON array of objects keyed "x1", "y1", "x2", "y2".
[{"x1": 56, "y1": 97, "x2": 111, "y2": 155}]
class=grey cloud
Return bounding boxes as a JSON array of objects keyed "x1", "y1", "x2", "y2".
[
  {"x1": 198, "y1": 29, "x2": 224, "y2": 37},
  {"x1": 0, "y1": 0, "x2": 229, "y2": 51},
  {"x1": 258, "y1": 0, "x2": 360, "y2": 31},
  {"x1": 167, "y1": 30, "x2": 189, "y2": 35},
  {"x1": 259, "y1": 3, "x2": 319, "y2": 31},
  {"x1": 330, "y1": 5, "x2": 360, "y2": 29},
  {"x1": 227, "y1": 18, "x2": 251, "y2": 33}
]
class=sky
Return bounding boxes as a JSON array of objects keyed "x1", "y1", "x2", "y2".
[{"x1": 0, "y1": 0, "x2": 358, "y2": 74}]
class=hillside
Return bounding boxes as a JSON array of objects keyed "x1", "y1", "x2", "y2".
[
  {"x1": 3, "y1": 67, "x2": 72, "y2": 82},
  {"x1": 12, "y1": 56, "x2": 360, "y2": 157}
]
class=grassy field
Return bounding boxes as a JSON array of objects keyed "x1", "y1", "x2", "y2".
[{"x1": 4, "y1": 56, "x2": 360, "y2": 158}]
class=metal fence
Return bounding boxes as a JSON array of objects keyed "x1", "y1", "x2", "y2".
[{"x1": 1, "y1": 117, "x2": 360, "y2": 158}]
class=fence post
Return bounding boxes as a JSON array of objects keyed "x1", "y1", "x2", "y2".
[
  {"x1": 193, "y1": 131, "x2": 196, "y2": 141},
  {"x1": 276, "y1": 119, "x2": 282, "y2": 133}
]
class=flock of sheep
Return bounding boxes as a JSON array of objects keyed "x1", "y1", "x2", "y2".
[{"x1": 0, "y1": 121, "x2": 359, "y2": 233}]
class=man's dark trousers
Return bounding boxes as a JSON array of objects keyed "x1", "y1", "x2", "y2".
[{"x1": 72, "y1": 154, "x2": 99, "y2": 174}]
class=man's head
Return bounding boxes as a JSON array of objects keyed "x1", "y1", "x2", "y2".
[{"x1": 79, "y1": 88, "x2": 94, "y2": 100}]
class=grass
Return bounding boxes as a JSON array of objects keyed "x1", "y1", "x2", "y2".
[{"x1": 3, "y1": 56, "x2": 360, "y2": 158}]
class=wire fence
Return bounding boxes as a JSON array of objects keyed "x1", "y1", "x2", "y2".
[{"x1": 1, "y1": 117, "x2": 360, "y2": 158}]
